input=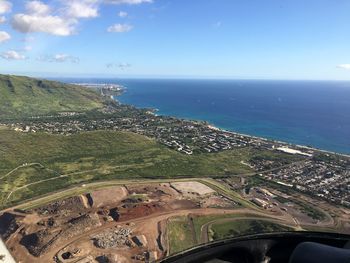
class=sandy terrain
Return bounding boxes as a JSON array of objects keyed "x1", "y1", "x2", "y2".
[
  {"x1": 1, "y1": 180, "x2": 347, "y2": 263},
  {"x1": 170, "y1": 182, "x2": 215, "y2": 196},
  {"x1": 88, "y1": 186, "x2": 128, "y2": 208}
]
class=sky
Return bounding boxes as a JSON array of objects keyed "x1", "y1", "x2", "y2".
[{"x1": 1, "y1": 0, "x2": 350, "y2": 80}]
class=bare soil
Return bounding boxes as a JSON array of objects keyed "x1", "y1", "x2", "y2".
[{"x1": 2, "y1": 181, "x2": 347, "y2": 263}]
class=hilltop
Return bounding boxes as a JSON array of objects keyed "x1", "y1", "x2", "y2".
[{"x1": 0, "y1": 74, "x2": 105, "y2": 119}]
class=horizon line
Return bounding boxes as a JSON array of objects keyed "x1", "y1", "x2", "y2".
[{"x1": 2, "y1": 71, "x2": 350, "y2": 82}]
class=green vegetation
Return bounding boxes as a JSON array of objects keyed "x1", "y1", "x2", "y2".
[
  {"x1": 167, "y1": 213, "x2": 269, "y2": 251},
  {"x1": 250, "y1": 150, "x2": 303, "y2": 168},
  {"x1": 0, "y1": 128, "x2": 262, "y2": 208},
  {"x1": 210, "y1": 219, "x2": 293, "y2": 240},
  {"x1": 0, "y1": 74, "x2": 104, "y2": 119},
  {"x1": 295, "y1": 200, "x2": 326, "y2": 221},
  {"x1": 191, "y1": 213, "x2": 265, "y2": 242},
  {"x1": 0, "y1": 126, "x2": 301, "y2": 209},
  {"x1": 193, "y1": 214, "x2": 233, "y2": 243},
  {"x1": 167, "y1": 214, "x2": 294, "y2": 255},
  {"x1": 0, "y1": 74, "x2": 305, "y2": 209},
  {"x1": 167, "y1": 216, "x2": 195, "y2": 255},
  {"x1": 1, "y1": 164, "x2": 59, "y2": 191}
]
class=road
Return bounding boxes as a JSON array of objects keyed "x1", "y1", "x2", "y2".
[
  {"x1": 2, "y1": 159, "x2": 307, "y2": 207},
  {"x1": 0, "y1": 163, "x2": 44, "y2": 180},
  {"x1": 38, "y1": 207, "x2": 294, "y2": 263},
  {"x1": 3, "y1": 162, "x2": 155, "y2": 203}
]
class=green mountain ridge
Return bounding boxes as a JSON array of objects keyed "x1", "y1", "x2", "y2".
[{"x1": 0, "y1": 74, "x2": 104, "y2": 119}]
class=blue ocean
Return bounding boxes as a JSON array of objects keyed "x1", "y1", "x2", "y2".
[{"x1": 62, "y1": 79, "x2": 350, "y2": 154}]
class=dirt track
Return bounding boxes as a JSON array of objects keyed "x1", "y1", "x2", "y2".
[
  {"x1": 3, "y1": 177, "x2": 345, "y2": 263},
  {"x1": 38, "y1": 207, "x2": 301, "y2": 262}
]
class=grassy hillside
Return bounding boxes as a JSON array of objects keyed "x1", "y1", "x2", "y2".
[
  {"x1": 0, "y1": 74, "x2": 104, "y2": 119},
  {"x1": 0, "y1": 128, "x2": 260, "y2": 208}
]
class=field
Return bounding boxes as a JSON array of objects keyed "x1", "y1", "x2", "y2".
[
  {"x1": 167, "y1": 217, "x2": 195, "y2": 255},
  {"x1": 0, "y1": 128, "x2": 267, "y2": 208},
  {"x1": 191, "y1": 214, "x2": 255, "y2": 243},
  {"x1": 166, "y1": 213, "x2": 295, "y2": 255},
  {"x1": 210, "y1": 219, "x2": 293, "y2": 240}
]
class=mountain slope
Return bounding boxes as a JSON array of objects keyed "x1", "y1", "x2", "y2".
[{"x1": 0, "y1": 74, "x2": 104, "y2": 119}]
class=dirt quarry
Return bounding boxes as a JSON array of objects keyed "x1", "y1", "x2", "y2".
[
  {"x1": 1, "y1": 179, "x2": 343, "y2": 262},
  {"x1": 87, "y1": 186, "x2": 128, "y2": 208},
  {"x1": 170, "y1": 181, "x2": 216, "y2": 196},
  {"x1": 1, "y1": 181, "x2": 239, "y2": 263}
]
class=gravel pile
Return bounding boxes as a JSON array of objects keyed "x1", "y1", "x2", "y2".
[{"x1": 93, "y1": 228, "x2": 132, "y2": 249}]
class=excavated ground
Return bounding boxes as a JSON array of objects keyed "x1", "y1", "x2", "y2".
[{"x1": 1, "y1": 181, "x2": 239, "y2": 263}]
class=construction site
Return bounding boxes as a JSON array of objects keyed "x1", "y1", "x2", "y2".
[
  {"x1": 1, "y1": 179, "x2": 349, "y2": 263},
  {"x1": 0, "y1": 181, "x2": 241, "y2": 263}
]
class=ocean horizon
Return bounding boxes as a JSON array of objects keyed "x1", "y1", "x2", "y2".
[{"x1": 60, "y1": 78, "x2": 350, "y2": 155}]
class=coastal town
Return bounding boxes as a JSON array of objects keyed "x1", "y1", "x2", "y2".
[
  {"x1": 5, "y1": 112, "x2": 272, "y2": 155},
  {"x1": 1, "y1": 84, "x2": 349, "y2": 210},
  {"x1": 259, "y1": 157, "x2": 350, "y2": 207},
  {"x1": 2, "y1": 84, "x2": 311, "y2": 156}
]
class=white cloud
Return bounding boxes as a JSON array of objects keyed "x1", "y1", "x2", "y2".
[
  {"x1": 104, "y1": 0, "x2": 152, "y2": 4},
  {"x1": 106, "y1": 62, "x2": 131, "y2": 70},
  {"x1": 11, "y1": 1, "x2": 102, "y2": 36},
  {"x1": 26, "y1": 1, "x2": 51, "y2": 15},
  {"x1": 118, "y1": 11, "x2": 128, "y2": 18},
  {"x1": 37, "y1": 54, "x2": 80, "y2": 63},
  {"x1": 1, "y1": 50, "x2": 26, "y2": 60},
  {"x1": 107, "y1": 23, "x2": 133, "y2": 32},
  {"x1": 337, "y1": 64, "x2": 350, "y2": 70},
  {"x1": 64, "y1": 0, "x2": 99, "y2": 18},
  {"x1": 0, "y1": 1, "x2": 11, "y2": 14},
  {"x1": 0, "y1": 16, "x2": 6, "y2": 24},
  {"x1": 12, "y1": 13, "x2": 76, "y2": 36},
  {"x1": 10, "y1": 0, "x2": 151, "y2": 37},
  {"x1": 54, "y1": 54, "x2": 79, "y2": 63},
  {"x1": 0, "y1": 31, "x2": 10, "y2": 43}
]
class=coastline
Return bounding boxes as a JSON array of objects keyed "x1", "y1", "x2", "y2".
[
  {"x1": 114, "y1": 93, "x2": 350, "y2": 158},
  {"x1": 206, "y1": 123, "x2": 350, "y2": 158}
]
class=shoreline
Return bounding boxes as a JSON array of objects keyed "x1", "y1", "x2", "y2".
[
  {"x1": 207, "y1": 124, "x2": 350, "y2": 158},
  {"x1": 115, "y1": 92, "x2": 350, "y2": 158}
]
